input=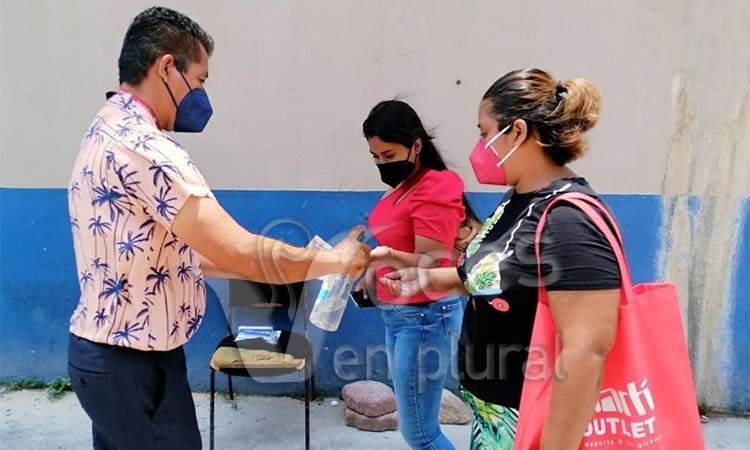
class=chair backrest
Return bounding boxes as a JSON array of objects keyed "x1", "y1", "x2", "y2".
[{"x1": 226, "y1": 280, "x2": 307, "y2": 332}]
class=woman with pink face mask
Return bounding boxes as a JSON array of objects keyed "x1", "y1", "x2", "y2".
[{"x1": 381, "y1": 69, "x2": 622, "y2": 450}]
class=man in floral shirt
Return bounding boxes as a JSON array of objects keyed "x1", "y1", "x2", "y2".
[{"x1": 67, "y1": 7, "x2": 370, "y2": 450}]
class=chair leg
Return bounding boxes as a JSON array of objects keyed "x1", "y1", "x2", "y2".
[
  {"x1": 227, "y1": 374, "x2": 234, "y2": 401},
  {"x1": 310, "y1": 370, "x2": 317, "y2": 400},
  {"x1": 305, "y1": 372, "x2": 311, "y2": 450},
  {"x1": 305, "y1": 345, "x2": 315, "y2": 450},
  {"x1": 210, "y1": 369, "x2": 216, "y2": 450}
]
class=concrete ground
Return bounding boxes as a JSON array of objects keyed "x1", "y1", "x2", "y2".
[{"x1": 1, "y1": 390, "x2": 747, "y2": 450}]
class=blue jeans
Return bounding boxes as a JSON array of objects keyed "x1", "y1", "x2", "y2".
[{"x1": 381, "y1": 296, "x2": 464, "y2": 450}]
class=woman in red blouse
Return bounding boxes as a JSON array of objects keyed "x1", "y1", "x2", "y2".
[{"x1": 360, "y1": 100, "x2": 476, "y2": 450}]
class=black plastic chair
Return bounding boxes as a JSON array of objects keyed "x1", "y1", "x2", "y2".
[{"x1": 209, "y1": 280, "x2": 315, "y2": 450}]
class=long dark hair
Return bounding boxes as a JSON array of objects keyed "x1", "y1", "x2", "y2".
[{"x1": 363, "y1": 100, "x2": 478, "y2": 221}]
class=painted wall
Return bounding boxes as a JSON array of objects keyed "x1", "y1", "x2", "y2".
[
  {"x1": 1, "y1": 0, "x2": 748, "y2": 412},
  {"x1": 5, "y1": 0, "x2": 728, "y2": 193}
]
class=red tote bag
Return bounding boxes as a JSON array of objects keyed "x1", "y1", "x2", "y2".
[{"x1": 513, "y1": 192, "x2": 705, "y2": 450}]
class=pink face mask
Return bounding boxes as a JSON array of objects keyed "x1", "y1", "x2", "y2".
[{"x1": 469, "y1": 124, "x2": 521, "y2": 185}]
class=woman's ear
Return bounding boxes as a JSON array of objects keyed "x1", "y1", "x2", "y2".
[
  {"x1": 511, "y1": 119, "x2": 529, "y2": 148},
  {"x1": 413, "y1": 137, "x2": 422, "y2": 156}
]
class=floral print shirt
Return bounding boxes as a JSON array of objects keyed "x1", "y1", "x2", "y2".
[{"x1": 68, "y1": 91, "x2": 214, "y2": 351}]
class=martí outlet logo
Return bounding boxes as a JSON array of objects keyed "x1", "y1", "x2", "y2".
[{"x1": 583, "y1": 379, "x2": 660, "y2": 449}]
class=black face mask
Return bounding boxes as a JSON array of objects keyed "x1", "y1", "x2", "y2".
[{"x1": 377, "y1": 148, "x2": 416, "y2": 188}]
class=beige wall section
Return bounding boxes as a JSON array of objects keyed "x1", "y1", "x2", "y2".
[
  {"x1": 0, "y1": 0, "x2": 747, "y2": 195},
  {"x1": 656, "y1": 0, "x2": 750, "y2": 410}
]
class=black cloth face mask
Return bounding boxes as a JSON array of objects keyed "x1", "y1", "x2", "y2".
[{"x1": 377, "y1": 147, "x2": 416, "y2": 188}]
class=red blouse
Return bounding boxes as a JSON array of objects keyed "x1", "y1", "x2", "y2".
[{"x1": 367, "y1": 168, "x2": 466, "y2": 304}]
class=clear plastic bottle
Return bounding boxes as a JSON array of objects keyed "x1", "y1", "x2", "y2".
[{"x1": 307, "y1": 235, "x2": 353, "y2": 331}]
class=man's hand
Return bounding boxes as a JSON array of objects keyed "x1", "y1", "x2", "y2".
[{"x1": 330, "y1": 226, "x2": 371, "y2": 279}]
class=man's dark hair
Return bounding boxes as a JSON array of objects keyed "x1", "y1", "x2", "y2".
[{"x1": 118, "y1": 6, "x2": 214, "y2": 85}]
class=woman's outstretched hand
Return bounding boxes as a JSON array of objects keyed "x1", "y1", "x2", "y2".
[{"x1": 380, "y1": 267, "x2": 431, "y2": 298}]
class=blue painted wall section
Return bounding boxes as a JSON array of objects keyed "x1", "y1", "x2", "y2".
[
  {"x1": 727, "y1": 198, "x2": 750, "y2": 412},
  {"x1": 1, "y1": 188, "x2": 747, "y2": 411}
]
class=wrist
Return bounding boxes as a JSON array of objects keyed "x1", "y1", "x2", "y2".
[
  {"x1": 424, "y1": 267, "x2": 444, "y2": 291},
  {"x1": 329, "y1": 249, "x2": 354, "y2": 277},
  {"x1": 307, "y1": 249, "x2": 339, "y2": 278},
  {"x1": 428, "y1": 267, "x2": 462, "y2": 293}
]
